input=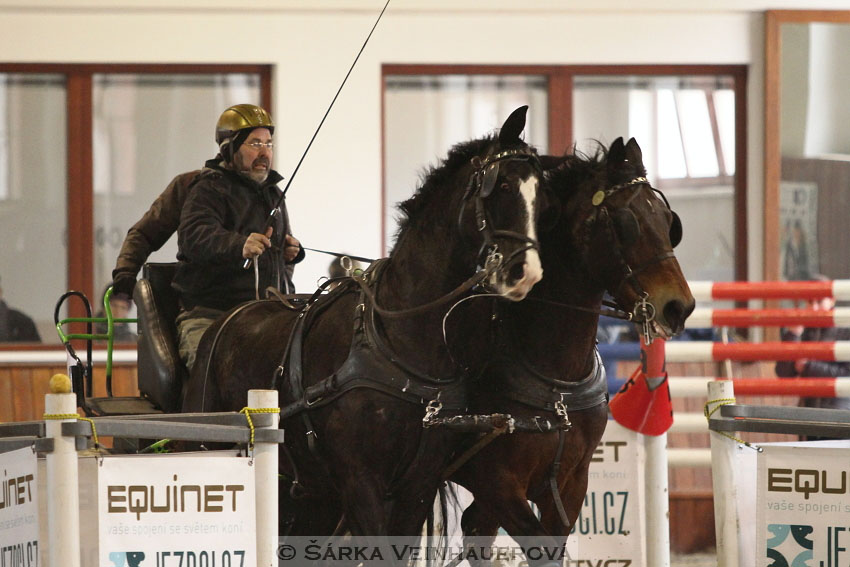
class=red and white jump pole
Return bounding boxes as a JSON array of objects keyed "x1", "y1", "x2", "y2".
[
  {"x1": 687, "y1": 307, "x2": 850, "y2": 328},
  {"x1": 669, "y1": 377, "x2": 850, "y2": 397},
  {"x1": 689, "y1": 279, "x2": 850, "y2": 301},
  {"x1": 665, "y1": 341, "x2": 850, "y2": 362}
]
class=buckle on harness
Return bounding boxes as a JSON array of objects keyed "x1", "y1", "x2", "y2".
[
  {"x1": 555, "y1": 393, "x2": 572, "y2": 429},
  {"x1": 423, "y1": 397, "x2": 443, "y2": 427}
]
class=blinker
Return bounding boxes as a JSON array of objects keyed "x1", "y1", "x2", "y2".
[
  {"x1": 480, "y1": 163, "x2": 499, "y2": 197},
  {"x1": 612, "y1": 208, "x2": 641, "y2": 245},
  {"x1": 669, "y1": 212, "x2": 683, "y2": 248},
  {"x1": 592, "y1": 191, "x2": 606, "y2": 206}
]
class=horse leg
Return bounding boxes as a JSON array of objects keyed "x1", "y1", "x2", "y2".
[
  {"x1": 279, "y1": 493, "x2": 343, "y2": 538},
  {"x1": 460, "y1": 501, "x2": 499, "y2": 567},
  {"x1": 334, "y1": 475, "x2": 416, "y2": 567},
  {"x1": 466, "y1": 485, "x2": 564, "y2": 567}
]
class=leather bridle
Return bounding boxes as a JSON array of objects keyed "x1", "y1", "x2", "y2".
[
  {"x1": 586, "y1": 176, "x2": 682, "y2": 341},
  {"x1": 459, "y1": 146, "x2": 543, "y2": 283}
]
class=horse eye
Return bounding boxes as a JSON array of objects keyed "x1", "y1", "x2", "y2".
[{"x1": 500, "y1": 182, "x2": 511, "y2": 191}]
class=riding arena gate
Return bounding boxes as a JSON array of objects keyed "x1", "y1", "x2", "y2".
[{"x1": 0, "y1": 388, "x2": 283, "y2": 567}]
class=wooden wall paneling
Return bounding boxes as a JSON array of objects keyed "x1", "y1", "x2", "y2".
[
  {"x1": 0, "y1": 368, "x2": 15, "y2": 421},
  {"x1": 0, "y1": 363, "x2": 139, "y2": 423},
  {"x1": 11, "y1": 367, "x2": 35, "y2": 422},
  {"x1": 28, "y1": 366, "x2": 53, "y2": 421},
  {"x1": 669, "y1": 492, "x2": 716, "y2": 553},
  {"x1": 86, "y1": 364, "x2": 139, "y2": 398}
]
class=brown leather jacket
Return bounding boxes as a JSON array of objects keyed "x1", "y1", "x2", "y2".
[{"x1": 111, "y1": 170, "x2": 202, "y2": 298}]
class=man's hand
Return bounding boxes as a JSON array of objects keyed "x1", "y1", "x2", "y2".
[
  {"x1": 284, "y1": 235, "x2": 301, "y2": 262},
  {"x1": 243, "y1": 227, "x2": 274, "y2": 259}
]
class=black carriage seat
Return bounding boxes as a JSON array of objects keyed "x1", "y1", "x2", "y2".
[
  {"x1": 133, "y1": 262, "x2": 187, "y2": 414},
  {"x1": 82, "y1": 262, "x2": 184, "y2": 417}
]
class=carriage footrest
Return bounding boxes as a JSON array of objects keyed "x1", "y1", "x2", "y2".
[{"x1": 85, "y1": 396, "x2": 164, "y2": 417}]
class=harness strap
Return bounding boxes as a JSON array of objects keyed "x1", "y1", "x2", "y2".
[
  {"x1": 284, "y1": 293, "x2": 336, "y2": 454},
  {"x1": 548, "y1": 429, "x2": 571, "y2": 529},
  {"x1": 264, "y1": 288, "x2": 316, "y2": 310},
  {"x1": 426, "y1": 413, "x2": 572, "y2": 433},
  {"x1": 440, "y1": 422, "x2": 510, "y2": 482},
  {"x1": 351, "y1": 267, "x2": 489, "y2": 319},
  {"x1": 279, "y1": 372, "x2": 463, "y2": 420},
  {"x1": 524, "y1": 295, "x2": 632, "y2": 321}
]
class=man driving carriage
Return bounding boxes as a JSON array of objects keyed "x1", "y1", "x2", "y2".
[{"x1": 159, "y1": 104, "x2": 305, "y2": 371}]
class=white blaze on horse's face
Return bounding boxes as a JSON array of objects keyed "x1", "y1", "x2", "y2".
[{"x1": 499, "y1": 174, "x2": 543, "y2": 301}]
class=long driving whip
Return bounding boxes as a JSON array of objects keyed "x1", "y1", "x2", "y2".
[{"x1": 244, "y1": 0, "x2": 392, "y2": 269}]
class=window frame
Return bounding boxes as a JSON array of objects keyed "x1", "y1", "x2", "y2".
[
  {"x1": 382, "y1": 63, "x2": 747, "y2": 279},
  {"x1": 0, "y1": 63, "x2": 271, "y2": 350}
]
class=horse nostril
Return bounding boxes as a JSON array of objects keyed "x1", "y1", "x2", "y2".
[
  {"x1": 509, "y1": 263, "x2": 525, "y2": 283},
  {"x1": 664, "y1": 299, "x2": 688, "y2": 332}
]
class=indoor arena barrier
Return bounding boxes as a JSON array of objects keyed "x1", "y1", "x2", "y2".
[
  {"x1": 0, "y1": 388, "x2": 283, "y2": 567},
  {"x1": 669, "y1": 377, "x2": 850, "y2": 439},
  {"x1": 654, "y1": 278, "x2": 850, "y2": 447},
  {"x1": 663, "y1": 327, "x2": 850, "y2": 451},
  {"x1": 706, "y1": 380, "x2": 850, "y2": 566},
  {"x1": 665, "y1": 376, "x2": 850, "y2": 466},
  {"x1": 599, "y1": 281, "x2": 850, "y2": 564}
]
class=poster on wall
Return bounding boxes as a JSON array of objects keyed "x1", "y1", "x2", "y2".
[
  {"x1": 569, "y1": 420, "x2": 646, "y2": 564},
  {"x1": 0, "y1": 447, "x2": 39, "y2": 567},
  {"x1": 98, "y1": 454, "x2": 256, "y2": 567},
  {"x1": 756, "y1": 444, "x2": 850, "y2": 567},
  {"x1": 779, "y1": 181, "x2": 819, "y2": 281}
]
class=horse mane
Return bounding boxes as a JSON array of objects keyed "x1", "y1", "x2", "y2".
[
  {"x1": 553, "y1": 142, "x2": 608, "y2": 193},
  {"x1": 393, "y1": 136, "x2": 496, "y2": 242},
  {"x1": 550, "y1": 139, "x2": 647, "y2": 199}
]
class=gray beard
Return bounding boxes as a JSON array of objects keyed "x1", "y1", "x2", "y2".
[{"x1": 236, "y1": 168, "x2": 269, "y2": 184}]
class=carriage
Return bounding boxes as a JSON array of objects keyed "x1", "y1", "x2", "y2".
[{"x1": 54, "y1": 107, "x2": 693, "y2": 566}]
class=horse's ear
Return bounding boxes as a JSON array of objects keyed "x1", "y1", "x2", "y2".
[
  {"x1": 608, "y1": 137, "x2": 626, "y2": 163},
  {"x1": 499, "y1": 105, "x2": 528, "y2": 145},
  {"x1": 625, "y1": 137, "x2": 644, "y2": 166}
]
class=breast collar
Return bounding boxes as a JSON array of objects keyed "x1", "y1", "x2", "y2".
[{"x1": 494, "y1": 342, "x2": 609, "y2": 413}]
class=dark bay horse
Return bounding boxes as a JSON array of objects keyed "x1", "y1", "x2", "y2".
[
  {"x1": 181, "y1": 106, "x2": 549, "y2": 544},
  {"x1": 449, "y1": 137, "x2": 695, "y2": 566}
]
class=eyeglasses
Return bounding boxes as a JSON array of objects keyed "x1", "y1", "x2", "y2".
[{"x1": 243, "y1": 141, "x2": 274, "y2": 150}]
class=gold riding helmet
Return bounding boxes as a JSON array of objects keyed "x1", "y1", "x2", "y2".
[{"x1": 215, "y1": 103, "x2": 275, "y2": 156}]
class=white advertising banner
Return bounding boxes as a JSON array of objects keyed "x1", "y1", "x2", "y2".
[
  {"x1": 98, "y1": 454, "x2": 256, "y2": 567},
  {"x1": 0, "y1": 447, "x2": 39, "y2": 567},
  {"x1": 569, "y1": 420, "x2": 646, "y2": 565},
  {"x1": 757, "y1": 444, "x2": 850, "y2": 567}
]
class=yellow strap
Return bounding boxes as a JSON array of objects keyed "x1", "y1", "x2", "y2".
[
  {"x1": 239, "y1": 407, "x2": 280, "y2": 448},
  {"x1": 703, "y1": 397, "x2": 736, "y2": 420},
  {"x1": 43, "y1": 413, "x2": 99, "y2": 448},
  {"x1": 703, "y1": 397, "x2": 761, "y2": 452}
]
